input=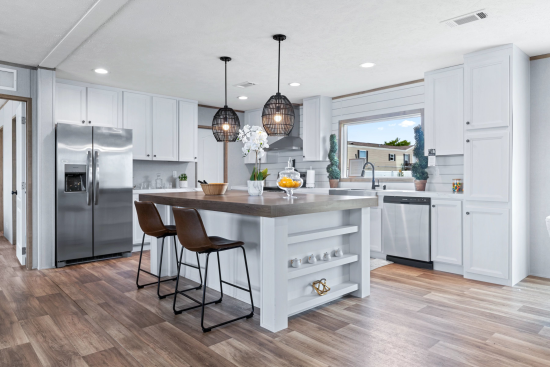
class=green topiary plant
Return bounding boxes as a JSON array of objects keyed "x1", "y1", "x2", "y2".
[
  {"x1": 326, "y1": 134, "x2": 341, "y2": 179},
  {"x1": 411, "y1": 125, "x2": 429, "y2": 181}
]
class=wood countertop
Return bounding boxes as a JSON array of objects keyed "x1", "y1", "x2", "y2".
[{"x1": 139, "y1": 190, "x2": 378, "y2": 217}]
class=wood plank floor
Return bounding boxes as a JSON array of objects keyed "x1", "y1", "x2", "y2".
[{"x1": 1, "y1": 235, "x2": 550, "y2": 366}]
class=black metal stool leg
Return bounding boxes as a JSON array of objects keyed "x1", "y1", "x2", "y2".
[
  {"x1": 241, "y1": 246, "x2": 255, "y2": 318},
  {"x1": 136, "y1": 233, "x2": 146, "y2": 288},
  {"x1": 172, "y1": 250, "x2": 210, "y2": 315},
  {"x1": 157, "y1": 237, "x2": 166, "y2": 299},
  {"x1": 173, "y1": 249, "x2": 184, "y2": 314},
  {"x1": 215, "y1": 251, "x2": 223, "y2": 304},
  {"x1": 196, "y1": 253, "x2": 203, "y2": 290},
  {"x1": 200, "y1": 253, "x2": 211, "y2": 332}
]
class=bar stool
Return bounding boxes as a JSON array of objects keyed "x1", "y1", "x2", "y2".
[
  {"x1": 171, "y1": 207, "x2": 254, "y2": 332},
  {"x1": 134, "y1": 201, "x2": 202, "y2": 299}
]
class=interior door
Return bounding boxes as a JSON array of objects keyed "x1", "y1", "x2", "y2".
[
  {"x1": 197, "y1": 128, "x2": 224, "y2": 184},
  {"x1": 15, "y1": 103, "x2": 26, "y2": 265}
]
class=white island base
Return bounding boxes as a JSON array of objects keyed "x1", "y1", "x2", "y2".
[{"x1": 149, "y1": 206, "x2": 371, "y2": 332}]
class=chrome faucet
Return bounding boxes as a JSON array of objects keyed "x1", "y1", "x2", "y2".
[{"x1": 361, "y1": 161, "x2": 380, "y2": 190}]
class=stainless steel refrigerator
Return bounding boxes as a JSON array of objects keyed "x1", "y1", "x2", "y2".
[{"x1": 56, "y1": 123, "x2": 133, "y2": 267}]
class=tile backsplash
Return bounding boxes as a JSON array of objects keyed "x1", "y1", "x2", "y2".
[{"x1": 133, "y1": 160, "x2": 195, "y2": 189}]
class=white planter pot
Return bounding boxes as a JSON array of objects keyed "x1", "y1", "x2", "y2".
[
  {"x1": 247, "y1": 180, "x2": 264, "y2": 196},
  {"x1": 179, "y1": 181, "x2": 188, "y2": 188}
]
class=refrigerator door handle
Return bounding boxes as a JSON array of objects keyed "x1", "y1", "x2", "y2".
[
  {"x1": 94, "y1": 150, "x2": 100, "y2": 205},
  {"x1": 86, "y1": 150, "x2": 92, "y2": 205}
]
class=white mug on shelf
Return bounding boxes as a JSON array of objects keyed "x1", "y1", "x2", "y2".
[
  {"x1": 307, "y1": 254, "x2": 317, "y2": 264},
  {"x1": 291, "y1": 258, "x2": 302, "y2": 268},
  {"x1": 322, "y1": 252, "x2": 331, "y2": 261},
  {"x1": 334, "y1": 248, "x2": 343, "y2": 257}
]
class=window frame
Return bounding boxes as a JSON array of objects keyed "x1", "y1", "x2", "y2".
[{"x1": 338, "y1": 109, "x2": 423, "y2": 181}]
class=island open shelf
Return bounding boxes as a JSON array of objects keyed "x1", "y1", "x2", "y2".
[{"x1": 139, "y1": 190, "x2": 378, "y2": 332}]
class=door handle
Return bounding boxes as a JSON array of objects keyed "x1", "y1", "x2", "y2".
[
  {"x1": 11, "y1": 191, "x2": 17, "y2": 195},
  {"x1": 86, "y1": 151, "x2": 92, "y2": 205},
  {"x1": 94, "y1": 151, "x2": 99, "y2": 205}
]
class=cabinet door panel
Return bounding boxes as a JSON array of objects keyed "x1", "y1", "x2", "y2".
[
  {"x1": 463, "y1": 205, "x2": 509, "y2": 279},
  {"x1": 464, "y1": 131, "x2": 509, "y2": 202},
  {"x1": 465, "y1": 51, "x2": 510, "y2": 129},
  {"x1": 303, "y1": 97, "x2": 320, "y2": 161},
  {"x1": 152, "y1": 97, "x2": 178, "y2": 161},
  {"x1": 424, "y1": 67, "x2": 463, "y2": 155},
  {"x1": 178, "y1": 101, "x2": 198, "y2": 162},
  {"x1": 87, "y1": 87, "x2": 119, "y2": 127},
  {"x1": 431, "y1": 200, "x2": 462, "y2": 265},
  {"x1": 123, "y1": 92, "x2": 152, "y2": 160},
  {"x1": 56, "y1": 83, "x2": 86, "y2": 125}
]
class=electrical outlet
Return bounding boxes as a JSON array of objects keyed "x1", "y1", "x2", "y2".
[{"x1": 173, "y1": 171, "x2": 177, "y2": 178}]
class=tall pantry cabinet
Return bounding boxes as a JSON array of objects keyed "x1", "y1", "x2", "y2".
[{"x1": 462, "y1": 45, "x2": 530, "y2": 286}]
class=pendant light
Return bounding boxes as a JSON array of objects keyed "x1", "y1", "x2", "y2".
[
  {"x1": 212, "y1": 57, "x2": 240, "y2": 142},
  {"x1": 262, "y1": 34, "x2": 295, "y2": 136}
]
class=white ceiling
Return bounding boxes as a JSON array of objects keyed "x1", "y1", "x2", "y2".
[{"x1": 3, "y1": 1, "x2": 550, "y2": 109}]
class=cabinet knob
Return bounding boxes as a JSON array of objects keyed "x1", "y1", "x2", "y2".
[
  {"x1": 466, "y1": 212, "x2": 470, "y2": 215},
  {"x1": 154, "y1": 155, "x2": 156, "y2": 157},
  {"x1": 81, "y1": 120, "x2": 85, "y2": 124},
  {"x1": 147, "y1": 154, "x2": 150, "y2": 157},
  {"x1": 88, "y1": 121, "x2": 92, "y2": 124},
  {"x1": 466, "y1": 121, "x2": 470, "y2": 125},
  {"x1": 432, "y1": 205, "x2": 435, "y2": 208},
  {"x1": 466, "y1": 139, "x2": 470, "y2": 143}
]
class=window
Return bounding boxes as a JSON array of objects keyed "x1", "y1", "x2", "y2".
[
  {"x1": 403, "y1": 154, "x2": 411, "y2": 166},
  {"x1": 339, "y1": 110, "x2": 422, "y2": 179}
]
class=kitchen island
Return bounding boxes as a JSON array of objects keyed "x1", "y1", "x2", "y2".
[{"x1": 139, "y1": 190, "x2": 378, "y2": 332}]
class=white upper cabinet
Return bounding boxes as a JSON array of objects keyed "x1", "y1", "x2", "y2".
[
  {"x1": 424, "y1": 66, "x2": 464, "y2": 155},
  {"x1": 302, "y1": 96, "x2": 332, "y2": 161},
  {"x1": 56, "y1": 82, "x2": 120, "y2": 127},
  {"x1": 87, "y1": 87, "x2": 119, "y2": 128},
  {"x1": 152, "y1": 97, "x2": 178, "y2": 161},
  {"x1": 463, "y1": 205, "x2": 509, "y2": 280},
  {"x1": 464, "y1": 130, "x2": 509, "y2": 202},
  {"x1": 431, "y1": 200, "x2": 462, "y2": 265},
  {"x1": 123, "y1": 92, "x2": 152, "y2": 160},
  {"x1": 464, "y1": 49, "x2": 510, "y2": 130},
  {"x1": 56, "y1": 83, "x2": 86, "y2": 125},
  {"x1": 178, "y1": 100, "x2": 198, "y2": 162}
]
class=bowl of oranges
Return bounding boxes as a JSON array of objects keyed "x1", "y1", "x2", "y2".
[{"x1": 276, "y1": 159, "x2": 303, "y2": 198}]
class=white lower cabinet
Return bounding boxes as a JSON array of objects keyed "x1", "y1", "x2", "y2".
[
  {"x1": 370, "y1": 207, "x2": 382, "y2": 252},
  {"x1": 463, "y1": 204, "x2": 509, "y2": 280},
  {"x1": 132, "y1": 194, "x2": 152, "y2": 246},
  {"x1": 431, "y1": 200, "x2": 462, "y2": 265}
]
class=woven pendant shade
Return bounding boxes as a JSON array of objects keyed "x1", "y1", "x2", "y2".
[
  {"x1": 212, "y1": 106, "x2": 240, "y2": 142},
  {"x1": 212, "y1": 56, "x2": 240, "y2": 142},
  {"x1": 262, "y1": 93, "x2": 295, "y2": 136},
  {"x1": 262, "y1": 34, "x2": 294, "y2": 136}
]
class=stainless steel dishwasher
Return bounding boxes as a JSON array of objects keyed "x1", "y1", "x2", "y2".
[{"x1": 382, "y1": 196, "x2": 432, "y2": 269}]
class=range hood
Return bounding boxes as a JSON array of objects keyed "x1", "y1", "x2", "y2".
[{"x1": 265, "y1": 136, "x2": 303, "y2": 151}]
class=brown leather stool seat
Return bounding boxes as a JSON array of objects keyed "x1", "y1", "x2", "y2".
[
  {"x1": 134, "y1": 202, "x2": 202, "y2": 299},
  {"x1": 172, "y1": 207, "x2": 254, "y2": 332}
]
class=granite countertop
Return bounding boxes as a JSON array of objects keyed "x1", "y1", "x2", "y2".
[{"x1": 139, "y1": 190, "x2": 378, "y2": 217}]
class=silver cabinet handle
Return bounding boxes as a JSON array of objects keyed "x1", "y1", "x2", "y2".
[
  {"x1": 94, "y1": 151, "x2": 99, "y2": 205},
  {"x1": 86, "y1": 151, "x2": 92, "y2": 205}
]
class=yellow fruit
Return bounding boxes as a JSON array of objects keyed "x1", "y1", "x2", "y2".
[{"x1": 294, "y1": 181, "x2": 300, "y2": 188}]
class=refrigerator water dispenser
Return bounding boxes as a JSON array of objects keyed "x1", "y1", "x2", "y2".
[{"x1": 64, "y1": 164, "x2": 87, "y2": 192}]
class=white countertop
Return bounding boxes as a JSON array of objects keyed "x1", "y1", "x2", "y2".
[{"x1": 331, "y1": 188, "x2": 464, "y2": 199}]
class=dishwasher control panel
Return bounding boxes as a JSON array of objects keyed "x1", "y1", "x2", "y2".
[{"x1": 383, "y1": 196, "x2": 430, "y2": 205}]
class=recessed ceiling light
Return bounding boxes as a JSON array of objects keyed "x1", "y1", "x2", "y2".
[
  {"x1": 360, "y1": 62, "x2": 376, "y2": 68},
  {"x1": 94, "y1": 68, "x2": 108, "y2": 74},
  {"x1": 237, "y1": 96, "x2": 248, "y2": 100},
  {"x1": 289, "y1": 82, "x2": 301, "y2": 87}
]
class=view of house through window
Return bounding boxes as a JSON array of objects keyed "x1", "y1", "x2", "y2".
[{"x1": 342, "y1": 114, "x2": 422, "y2": 178}]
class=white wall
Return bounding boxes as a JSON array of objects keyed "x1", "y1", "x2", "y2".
[{"x1": 529, "y1": 57, "x2": 550, "y2": 278}]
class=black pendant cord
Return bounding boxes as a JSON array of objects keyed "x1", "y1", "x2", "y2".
[
  {"x1": 277, "y1": 39, "x2": 281, "y2": 94},
  {"x1": 224, "y1": 59, "x2": 228, "y2": 107}
]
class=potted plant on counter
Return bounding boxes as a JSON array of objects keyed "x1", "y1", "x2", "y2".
[
  {"x1": 238, "y1": 125, "x2": 269, "y2": 196},
  {"x1": 412, "y1": 125, "x2": 429, "y2": 191},
  {"x1": 178, "y1": 173, "x2": 188, "y2": 188},
  {"x1": 326, "y1": 134, "x2": 341, "y2": 188}
]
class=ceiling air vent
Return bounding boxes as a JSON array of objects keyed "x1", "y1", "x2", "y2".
[
  {"x1": 442, "y1": 10, "x2": 488, "y2": 28},
  {"x1": 0, "y1": 67, "x2": 17, "y2": 91},
  {"x1": 233, "y1": 81, "x2": 257, "y2": 88}
]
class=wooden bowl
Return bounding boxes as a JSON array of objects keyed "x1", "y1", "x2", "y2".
[{"x1": 200, "y1": 183, "x2": 228, "y2": 195}]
